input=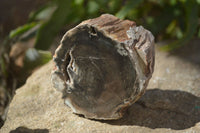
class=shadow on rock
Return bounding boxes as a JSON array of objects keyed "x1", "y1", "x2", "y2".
[
  {"x1": 0, "y1": 118, "x2": 4, "y2": 129},
  {"x1": 9, "y1": 126, "x2": 49, "y2": 133},
  {"x1": 102, "y1": 89, "x2": 200, "y2": 130}
]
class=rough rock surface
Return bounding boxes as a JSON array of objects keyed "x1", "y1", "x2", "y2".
[{"x1": 1, "y1": 39, "x2": 200, "y2": 132}]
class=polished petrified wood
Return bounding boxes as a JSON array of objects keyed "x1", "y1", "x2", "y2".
[{"x1": 51, "y1": 14, "x2": 155, "y2": 120}]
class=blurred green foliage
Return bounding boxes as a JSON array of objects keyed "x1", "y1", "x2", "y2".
[
  {"x1": 1, "y1": 0, "x2": 200, "y2": 85},
  {"x1": 9, "y1": 22, "x2": 37, "y2": 39},
  {"x1": 8, "y1": 0, "x2": 200, "y2": 51},
  {"x1": 1, "y1": 0, "x2": 200, "y2": 82}
]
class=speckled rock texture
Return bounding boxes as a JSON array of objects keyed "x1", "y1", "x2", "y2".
[
  {"x1": 1, "y1": 39, "x2": 200, "y2": 133},
  {"x1": 51, "y1": 14, "x2": 155, "y2": 120}
]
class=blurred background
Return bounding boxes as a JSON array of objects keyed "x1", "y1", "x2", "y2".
[{"x1": 0, "y1": 0, "x2": 200, "y2": 127}]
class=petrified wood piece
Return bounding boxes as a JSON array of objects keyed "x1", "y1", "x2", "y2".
[{"x1": 51, "y1": 14, "x2": 155, "y2": 120}]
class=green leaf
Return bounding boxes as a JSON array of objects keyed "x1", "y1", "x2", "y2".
[
  {"x1": 29, "y1": 3, "x2": 57, "y2": 22},
  {"x1": 116, "y1": 0, "x2": 144, "y2": 19},
  {"x1": 87, "y1": 1, "x2": 99, "y2": 14},
  {"x1": 146, "y1": 17, "x2": 154, "y2": 25},
  {"x1": 108, "y1": 0, "x2": 122, "y2": 13},
  {"x1": 35, "y1": 0, "x2": 72, "y2": 50},
  {"x1": 23, "y1": 48, "x2": 51, "y2": 71},
  {"x1": 161, "y1": 0, "x2": 198, "y2": 51},
  {"x1": 33, "y1": 6, "x2": 57, "y2": 21},
  {"x1": 74, "y1": 0, "x2": 84, "y2": 5},
  {"x1": 170, "y1": 0, "x2": 177, "y2": 5},
  {"x1": 179, "y1": 0, "x2": 186, "y2": 3},
  {"x1": 175, "y1": 28, "x2": 183, "y2": 39},
  {"x1": 166, "y1": 20, "x2": 176, "y2": 34},
  {"x1": 9, "y1": 22, "x2": 37, "y2": 39}
]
